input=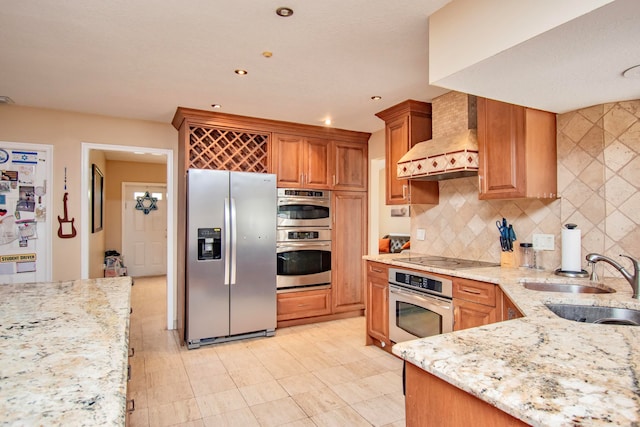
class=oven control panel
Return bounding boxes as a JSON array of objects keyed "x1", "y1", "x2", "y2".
[{"x1": 388, "y1": 268, "x2": 453, "y2": 299}]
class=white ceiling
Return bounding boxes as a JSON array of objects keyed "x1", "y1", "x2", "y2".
[
  {"x1": 0, "y1": 0, "x2": 638, "y2": 136},
  {"x1": 0, "y1": 0, "x2": 450, "y2": 133}
]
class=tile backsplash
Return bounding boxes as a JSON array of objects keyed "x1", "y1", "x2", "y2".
[{"x1": 411, "y1": 99, "x2": 640, "y2": 273}]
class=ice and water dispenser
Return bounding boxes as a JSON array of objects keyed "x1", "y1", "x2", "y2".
[{"x1": 197, "y1": 228, "x2": 221, "y2": 260}]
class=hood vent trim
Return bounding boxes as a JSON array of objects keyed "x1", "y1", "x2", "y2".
[{"x1": 397, "y1": 129, "x2": 479, "y2": 181}]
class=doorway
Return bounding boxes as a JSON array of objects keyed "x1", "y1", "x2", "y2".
[
  {"x1": 81, "y1": 142, "x2": 175, "y2": 330},
  {"x1": 122, "y1": 183, "x2": 168, "y2": 277}
]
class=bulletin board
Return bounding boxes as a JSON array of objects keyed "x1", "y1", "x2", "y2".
[{"x1": 0, "y1": 142, "x2": 52, "y2": 284}]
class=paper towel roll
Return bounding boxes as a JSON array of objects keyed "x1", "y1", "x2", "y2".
[{"x1": 561, "y1": 227, "x2": 582, "y2": 272}]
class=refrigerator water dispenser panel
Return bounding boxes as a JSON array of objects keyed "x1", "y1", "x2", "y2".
[{"x1": 198, "y1": 228, "x2": 221, "y2": 260}]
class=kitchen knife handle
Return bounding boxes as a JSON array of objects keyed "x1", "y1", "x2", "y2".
[
  {"x1": 230, "y1": 198, "x2": 237, "y2": 285},
  {"x1": 224, "y1": 198, "x2": 231, "y2": 285}
]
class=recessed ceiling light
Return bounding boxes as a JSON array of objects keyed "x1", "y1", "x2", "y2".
[
  {"x1": 262, "y1": 51, "x2": 273, "y2": 58},
  {"x1": 371, "y1": 96, "x2": 382, "y2": 101},
  {"x1": 211, "y1": 104, "x2": 221, "y2": 109},
  {"x1": 324, "y1": 118, "x2": 332, "y2": 126},
  {"x1": 0, "y1": 96, "x2": 15, "y2": 104},
  {"x1": 235, "y1": 69, "x2": 248, "y2": 75},
  {"x1": 276, "y1": 7, "x2": 294, "y2": 17},
  {"x1": 623, "y1": 65, "x2": 640, "y2": 79}
]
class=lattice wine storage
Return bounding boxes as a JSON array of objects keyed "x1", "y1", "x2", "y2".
[{"x1": 188, "y1": 126, "x2": 270, "y2": 172}]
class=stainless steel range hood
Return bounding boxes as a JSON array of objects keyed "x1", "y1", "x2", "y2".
[{"x1": 397, "y1": 92, "x2": 478, "y2": 181}]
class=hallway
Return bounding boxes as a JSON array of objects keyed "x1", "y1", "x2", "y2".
[{"x1": 127, "y1": 276, "x2": 406, "y2": 426}]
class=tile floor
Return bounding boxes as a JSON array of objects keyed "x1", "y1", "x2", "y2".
[{"x1": 126, "y1": 276, "x2": 406, "y2": 427}]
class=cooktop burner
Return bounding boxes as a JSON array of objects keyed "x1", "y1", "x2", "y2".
[{"x1": 395, "y1": 255, "x2": 500, "y2": 270}]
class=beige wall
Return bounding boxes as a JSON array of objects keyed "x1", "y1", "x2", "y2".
[
  {"x1": 0, "y1": 105, "x2": 177, "y2": 281},
  {"x1": 411, "y1": 99, "x2": 640, "y2": 273},
  {"x1": 105, "y1": 160, "x2": 167, "y2": 254}
]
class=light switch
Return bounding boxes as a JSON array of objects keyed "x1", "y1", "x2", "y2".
[
  {"x1": 533, "y1": 234, "x2": 555, "y2": 250},
  {"x1": 416, "y1": 228, "x2": 426, "y2": 241}
]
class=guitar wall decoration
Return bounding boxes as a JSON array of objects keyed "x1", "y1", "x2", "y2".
[{"x1": 57, "y1": 192, "x2": 77, "y2": 238}]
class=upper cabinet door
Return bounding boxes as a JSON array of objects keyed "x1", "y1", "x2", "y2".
[
  {"x1": 477, "y1": 98, "x2": 557, "y2": 200},
  {"x1": 333, "y1": 140, "x2": 368, "y2": 191},
  {"x1": 305, "y1": 138, "x2": 332, "y2": 189},
  {"x1": 376, "y1": 100, "x2": 439, "y2": 205},
  {"x1": 274, "y1": 134, "x2": 306, "y2": 188},
  {"x1": 477, "y1": 98, "x2": 526, "y2": 198},
  {"x1": 385, "y1": 116, "x2": 411, "y2": 204}
]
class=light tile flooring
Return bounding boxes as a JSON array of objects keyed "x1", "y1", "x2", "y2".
[{"x1": 127, "y1": 276, "x2": 406, "y2": 427}]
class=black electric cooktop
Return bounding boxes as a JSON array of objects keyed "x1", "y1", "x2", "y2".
[{"x1": 395, "y1": 255, "x2": 500, "y2": 270}]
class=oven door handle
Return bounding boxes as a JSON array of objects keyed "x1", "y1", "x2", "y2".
[
  {"x1": 278, "y1": 199, "x2": 330, "y2": 208},
  {"x1": 277, "y1": 242, "x2": 331, "y2": 252},
  {"x1": 389, "y1": 287, "x2": 452, "y2": 309}
]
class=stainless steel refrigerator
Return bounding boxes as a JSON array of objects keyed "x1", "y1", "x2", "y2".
[{"x1": 185, "y1": 169, "x2": 277, "y2": 349}]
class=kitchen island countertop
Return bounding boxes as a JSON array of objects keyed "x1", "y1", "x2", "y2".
[
  {"x1": 0, "y1": 277, "x2": 132, "y2": 426},
  {"x1": 365, "y1": 253, "x2": 640, "y2": 426}
]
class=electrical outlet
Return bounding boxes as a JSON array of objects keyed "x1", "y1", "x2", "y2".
[
  {"x1": 533, "y1": 234, "x2": 555, "y2": 250},
  {"x1": 416, "y1": 228, "x2": 426, "y2": 241}
]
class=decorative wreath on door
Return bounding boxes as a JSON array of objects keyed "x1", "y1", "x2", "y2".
[{"x1": 135, "y1": 191, "x2": 158, "y2": 215}]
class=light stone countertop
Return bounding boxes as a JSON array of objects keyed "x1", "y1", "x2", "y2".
[
  {"x1": 364, "y1": 253, "x2": 640, "y2": 426},
  {"x1": 0, "y1": 277, "x2": 132, "y2": 427}
]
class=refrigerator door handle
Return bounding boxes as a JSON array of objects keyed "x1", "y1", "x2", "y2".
[
  {"x1": 230, "y1": 197, "x2": 237, "y2": 285},
  {"x1": 224, "y1": 197, "x2": 231, "y2": 285}
]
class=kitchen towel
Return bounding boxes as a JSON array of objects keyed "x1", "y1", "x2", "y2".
[{"x1": 561, "y1": 227, "x2": 582, "y2": 272}]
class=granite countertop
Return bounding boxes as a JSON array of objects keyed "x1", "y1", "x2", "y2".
[
  {"x1": 0, "y1": 277, "x2": 132, "y2": 426},
  {"x1": 365, "y1": 253, "x2": 640, "y2": 426}
]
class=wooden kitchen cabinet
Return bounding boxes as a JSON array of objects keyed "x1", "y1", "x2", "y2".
[
  {"x1": 332, "y1": 140, "x2": 367, "y2": 191},
  {"x1": 477, "y1": 97, "x2": 557, "y2": 199},
  {"x1": 273, "y1": 134, "x2": 331, "y2": 189},
  {"x1": 366, "y1": 261, "x2": 390, "y2": 348},
  {"x1": 277, "y1": 288, "x2": 332, "y2": 321},
  {"x1": 502, "y1": 293, "x2": 524, "y2": 321},
  {"x1": 453, "y1": 277, "x2": 500, "y2": 330},
  {"x1": 375, "y1": 100, "x2": 439, "y2": 205},
  {"x1": 405, "y1": 362, "x2": 528, "y2": 427},
  {"x1": 332, "y1": 191, "x2": 367, "y2": 312}
]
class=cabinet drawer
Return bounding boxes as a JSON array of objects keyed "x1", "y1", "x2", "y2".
[
  {"x1": 277, "y1": 289, "x2": 332, "y2": 321},
  {"x1": 453, "y1": 278, "x2": 496, "y2": 307},
  {"x1": 367, "y1": 262, "x2": 389, "y2": 281}
]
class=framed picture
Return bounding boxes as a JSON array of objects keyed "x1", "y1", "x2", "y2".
[{"x1": 91, "y1": 164, "x2": 104, "y2": 233}]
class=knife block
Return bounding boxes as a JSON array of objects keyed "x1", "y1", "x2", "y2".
[{"x1": 500, "y1": 240, "x2": 520, "y2": 268}]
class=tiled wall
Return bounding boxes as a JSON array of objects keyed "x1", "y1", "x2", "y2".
[{"x1": 411, "y1": 99, "x2": 640, "y2": 273}]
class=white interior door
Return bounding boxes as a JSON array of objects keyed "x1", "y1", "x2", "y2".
[{"x1": 122, "y1": 183, "x2": 167, "y2": 277}]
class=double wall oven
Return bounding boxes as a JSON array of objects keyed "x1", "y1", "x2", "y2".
[{"x1": 276, "y1": 189, "x2": 332, "y2": 292}]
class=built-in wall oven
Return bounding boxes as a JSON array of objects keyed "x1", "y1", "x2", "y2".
[
  {"x1": 277, "y1": 189, "x2": 331, "y2": 228},
  {"x1": 388, "y1": 268, "x2": 453, "y2": 343},
  {"x1": 276, "y1": 228, "x2": 331, "y2": 292}
]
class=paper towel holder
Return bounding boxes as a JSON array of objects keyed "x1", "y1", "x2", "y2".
[{"x1": 555, "y1": 223, "x2": 589, "y2": 277}]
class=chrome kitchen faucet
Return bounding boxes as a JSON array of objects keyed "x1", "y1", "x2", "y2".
[{"x1": 586, "y1": 253, "x2": 640, "y2": 299}]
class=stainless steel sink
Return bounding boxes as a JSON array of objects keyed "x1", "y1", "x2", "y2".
[
  {"x1": 522, "y1": 281, "x2": 615, "y2": 294},
  {"x1": 545, "y1": 304, "x2": 640, "y2": 325}
]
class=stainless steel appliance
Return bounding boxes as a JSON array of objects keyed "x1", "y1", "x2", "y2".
[
  {"x1": 276, "y1": 228, "x2": 331, "y2": 292},
  {"x1": 388, "y1": 268, "x2": 454, "y2": 343},
  {"x1": 277, "y1": 188, "x2": 331, "y2": 228},
  {"x1": 185, "y1": 169, "x2": 277, "y2": 349},
  {"x1": 395, "y1": 255, "x2": 499, "y2": 270}
]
